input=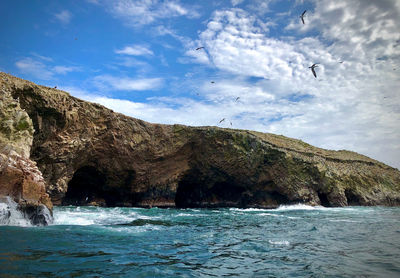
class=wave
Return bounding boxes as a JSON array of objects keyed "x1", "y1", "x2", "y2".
[
  {"x1": 275, "y1": 204, "x2": 325, "y2": 211},
  {"x1": 53, "y1": 206, "x2": 138, "y2": 226},
  {"x1": 268, "y1": 240, "x2": 290, "y2": 246},
  {"x1": 0, "y1": 197, "x2": 31, "y2": 226}
]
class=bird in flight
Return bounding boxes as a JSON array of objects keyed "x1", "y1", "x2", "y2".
[
  {"x1": 300, "y1": 10, "x2": 306, "y2": 24},
  {"x1": 196, "y1": 47, "x2": 204, "y2": 50},
  {"x1": 235, "y1": 97, "x2": 240, "y2": 101},
  {"x1": 211, "y1": 81, "x2": 215, "y2": 84},
  {"x1": 219, "y1": 118, "x2": 225, "y2": 124},
  {"x1": 309, "y1": 64, "x2": 319, "y2": 78}
]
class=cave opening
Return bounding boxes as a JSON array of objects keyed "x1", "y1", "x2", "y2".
[
  {"x1": 344, "y1": 189, "x2": 360, "y2": 206},
  {"x1": 63, "y1": 166, "x2": 109, "y2": 206},
  {"x1": 317, "y1": 192, "x2": 331, "y2": 207},
  {"x1": 175, "y1": 169, "x2": 246, "y2": 208},
  {"x1": 269, "y1": 191, "x2": 290, "y2": 205}
]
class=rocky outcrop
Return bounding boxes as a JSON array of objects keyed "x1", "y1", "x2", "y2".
[
  {"x1": 0, "y1": 76, "x2": 52, "y2": 225},
  {"x1": 1, "y1": 72, "x2": 400, "y2": 209}
]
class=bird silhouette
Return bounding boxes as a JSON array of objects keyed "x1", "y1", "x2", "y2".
[
  {"x1": 309, "y1": 64, "x2": 319, "y2": 78},
  {"x1": 235, "y1": 97, "x2": 240, "y2": 101},
  {"x1": 300, "y1": 10, "x2": 306, "y2": 24},
  {"x1": 196, "y1": 47, "x2": 204, "y2": 50},
  {"x1": 219, "y1": 118, "x2": 225, "y2": 124},
  {"x1": 211, "y1": 81, "x2": 215, "y2": 84},
  {"x1": 54, "y1": 86, "x2": 57, "y2": 89}
]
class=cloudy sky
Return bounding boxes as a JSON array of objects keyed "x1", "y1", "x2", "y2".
[{"x1": 1, "y1": 0, "x2": 399, "y2": 169}]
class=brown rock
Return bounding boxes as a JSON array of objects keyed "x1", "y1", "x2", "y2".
[
  {"x1": 1, "y1": 72, "x2": 400, "y2": 209},
  {"x1": 0, "y1": 78, "x2": 52, "y2": 225}
]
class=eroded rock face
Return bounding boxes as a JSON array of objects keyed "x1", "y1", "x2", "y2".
[
  {"x1": 1, "y1": 72, "x2": 400, "y2": 209},
  {"x1": 0, "y1": 77, "x2": 52, "y2": 225}
]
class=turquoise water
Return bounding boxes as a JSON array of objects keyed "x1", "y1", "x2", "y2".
[{"x1": 1, "y1": 205, "x2": 399, "y2": 277}]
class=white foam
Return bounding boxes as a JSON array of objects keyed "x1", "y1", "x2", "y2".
[
  {"x1": 256, "y1": 213, "x2": 280, "y2": 217},
  {"x1": 268, "y1": 240, "x2": 290, "y2": 246},
  {"x1": 52, "y1": 206, "x2": 145, "y2": 226},
  {"x1": 229, "y1": 208, "x2": 269, "y2": 212},
  {"x1": 275, "y1": 204, "x2": 324, "y2": 211},
  {"x1": 0, "y1": 197, "x2": 31, "y2": 227}
]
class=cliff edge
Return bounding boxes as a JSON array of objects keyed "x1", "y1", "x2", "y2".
[
  {"x1": 0, "y1": 74, "x2": 52, "y2": 225},
  {"x1": 1, "y1": 72, "x2": 399, "y2": 210}
]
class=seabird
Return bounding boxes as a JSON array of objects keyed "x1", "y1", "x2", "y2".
[
  {"x1": 211, "y1": 81, "x2": 215, "y2": 84},
  {"x1": 219, "y1": 118, "x2": 225, "y2": 124},
  {"x1": 196, "y1": 47, "x2": 204, "y2": 50},
  {"x1": 235, "y1": 97, "x2": 240, "y2": 101},
  {"x1": 300, "y1": 10, "x2": 306, "y2": 25},
  {"x1": 309, "y1": 64, "x2": 318, "y2": 78}
]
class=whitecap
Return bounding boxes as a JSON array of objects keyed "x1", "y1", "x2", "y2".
[
  {"x1": 229, "y1": 208, "x2": 269, "y2": 212},
  {"x1": 0, "y1": 197, "x2": 31, "y2": 227},
  {"x1": 275, "y1": 204, "x2": 324, "y2": 211},
  {"x1": 268, "y1": 240, "x2": 290, "y2": 246}
]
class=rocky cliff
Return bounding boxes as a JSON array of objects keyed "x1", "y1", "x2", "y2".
[
  {"x1": 0, "y1": 74, "x2": 52, "y2": 225},
  {"x1": 1, "y1": 72, "x2": 400, "y2": 210}
]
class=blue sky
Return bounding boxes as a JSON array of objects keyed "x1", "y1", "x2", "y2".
[{"x1": 1, "y1": 0, "x2": 400, "y2": 169}]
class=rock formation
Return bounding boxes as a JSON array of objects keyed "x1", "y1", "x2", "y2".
[
  {"x1": 1, "y1": 72, "x2": 400, "y2": 210},
  {"x1": 0, "y1": 75, "x2": 52, "y2": 225}
]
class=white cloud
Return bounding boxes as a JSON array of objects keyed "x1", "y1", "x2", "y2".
[
  {"x1": 231, "y1": 0, "x2": 245, "y2": 6},
  {"x1": 179, "y1": 3, "x2": 400, "y2": 169},
  {"x1": 15, "y1": 58, "x2": 54, "y2": 80},
  {"x1": 15, "y1": 57, "x2": 81, "y2": 80},
  {"x1": 92, "y1": 75, "x2": 164, "y2": 91},
  {"x1": 53, "y1": 66, "x2": 81, "y2": 74},
  {"x1": 104, "y1": 0, "x2": 200, "y2": 26},
  {"x1": 115, "y1": 44, "x2": 154, "y2": 56},
  {"x1": 54, "y1": 10, "x2": 72, "y2": 24}
]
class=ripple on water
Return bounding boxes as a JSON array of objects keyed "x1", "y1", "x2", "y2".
[{"x1": 1, "y1": 205, "x2": 400, "y2": 277}]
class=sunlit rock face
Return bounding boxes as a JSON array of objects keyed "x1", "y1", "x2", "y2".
[
  {"x1": 1, "y1": 72, "x2": 400, "y2": 209},
  {"x1": 0, "y1": 76, "x2": 52, "y2": 225}
]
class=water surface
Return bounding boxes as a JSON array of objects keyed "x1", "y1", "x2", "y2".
[{"x1": 1, "y1": 205, "x2": 399, "y2": 277}]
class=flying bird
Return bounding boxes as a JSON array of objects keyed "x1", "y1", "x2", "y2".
[
  {"x1": 309, "y1": 64, "x2": 319, "y2": 78},
  {"x1": 196, "y1": 47, "x2": 204, "y2": 50},
  {"x1": 219, "y1": 118, "x2": 225, "y2": 124},
  {"x1": 211, "y1": 81, "x2": 215, "y2": 84},
  {"x1": 300, "y1": 10, "x2": 306, "y2": 24},
  {"x1": 235, "y1": 97, "x2": 240, "y2": 101}
]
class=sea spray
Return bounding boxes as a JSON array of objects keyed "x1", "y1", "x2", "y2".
[
  {"x1": 0, "y1": 196, "x2": 31, "y2": 226},
  {"x1": 0, "y1": 196, "x2": 53, "y2": 226}
]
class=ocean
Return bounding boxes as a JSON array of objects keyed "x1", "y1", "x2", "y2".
[{"x1": 1, "y1": 205, "x2": 399, "y2": 277}]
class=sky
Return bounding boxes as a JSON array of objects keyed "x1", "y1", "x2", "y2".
[{"x1": 1, "y1": 0, "x2": 399, "y2": 169}]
